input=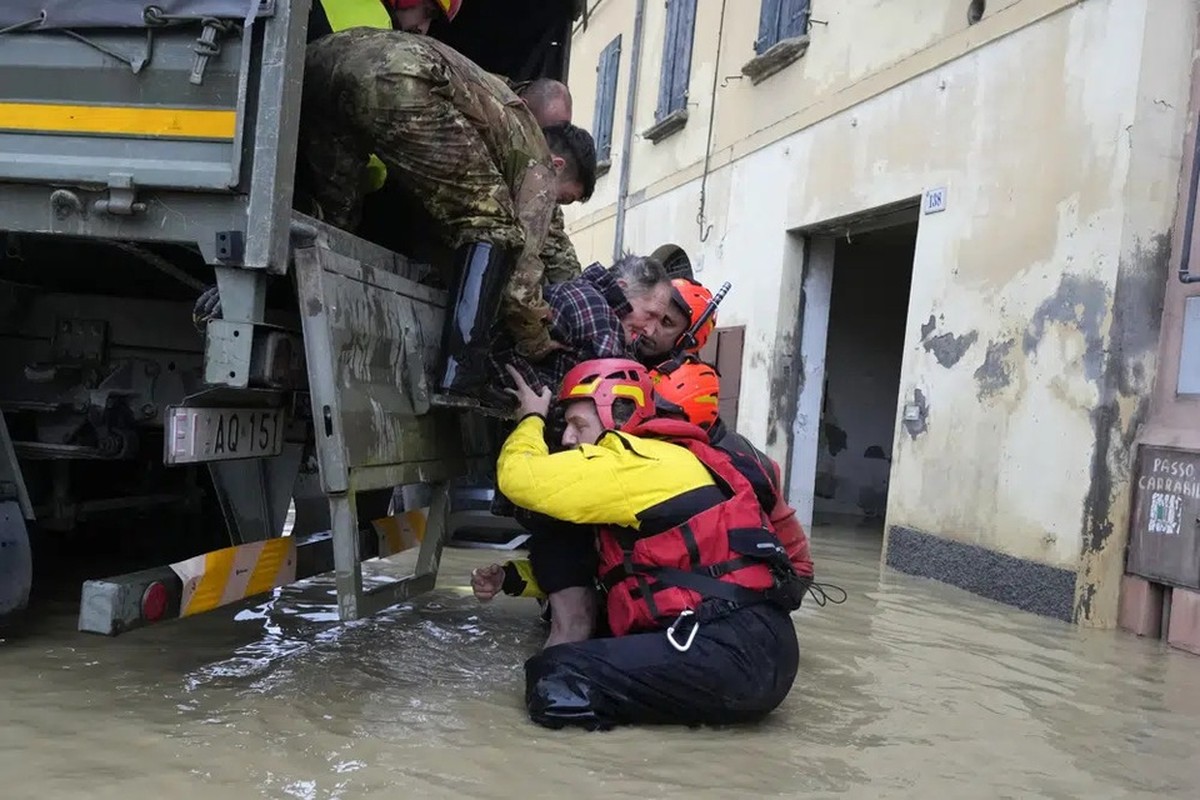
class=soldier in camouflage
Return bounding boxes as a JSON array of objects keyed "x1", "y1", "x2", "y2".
[
  {"x1": 509, "y1": 78, "x2": 580, "y2": 284},
  {"x1": 298, "y1": 29, "x2": 597, "y2": 401}
]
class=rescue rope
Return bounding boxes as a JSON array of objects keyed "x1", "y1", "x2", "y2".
[{"x1": 805, "y1": 582, "x2": 848, "y2": 608}]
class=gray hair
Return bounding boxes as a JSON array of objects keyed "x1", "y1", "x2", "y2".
[{"x1": 609, "y1": 253, "x2": 669, "y2": 298}]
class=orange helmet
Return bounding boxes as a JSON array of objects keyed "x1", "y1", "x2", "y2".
[
  {"x1": 651, "y1": 356, "x2": 721, "y2": 430},
  {"x1": 558, "y1": 359, "x2": 656, "y2": 432},
  {"x1": 388, "y1": 0, "x2": 461, "y2": 21},
  {"x1": 670, "y1": 278, "x2": 716, "y2": 353}
]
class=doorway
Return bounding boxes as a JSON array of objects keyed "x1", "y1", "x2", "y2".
[{"x1": 788, "y1": 216, "x2": 918, "y2": 535}]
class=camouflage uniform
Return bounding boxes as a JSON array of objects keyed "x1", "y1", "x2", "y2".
[
  {"x1": 542, "y1": 207, "x2": 581, "y2": 283},
  {"x1": 500, "y1": 76, "x2": 582, "y2": 285},
  {"x1": 299, "y1": 29, "x2": 565, "y2": 358}
]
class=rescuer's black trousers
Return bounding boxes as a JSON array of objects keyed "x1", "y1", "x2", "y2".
[{"x1": 524, "y1": 602, "x2": 799, "y2": 731}]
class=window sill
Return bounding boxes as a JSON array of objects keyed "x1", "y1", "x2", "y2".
[
  {"x1": 641, "y1": 109, "x2": 689, "y2": 144},
  {"x1": 741, "y1": 35, "x2": 810, "y2": 85},
  {"x1": 596, "y1": 159, "x2": 612, "y2": 178}
]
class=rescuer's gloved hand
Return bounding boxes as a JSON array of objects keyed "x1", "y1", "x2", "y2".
[
  {"x1": 544, "y1": 400, "x2": 567, "y2": 451},
  {"x1": 192, "y1": 285, "x2": 222, "y2": 329}
]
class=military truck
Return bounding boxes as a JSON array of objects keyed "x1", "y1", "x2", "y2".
[{"x1": 0, "y1": 0, "x2": 578, "y2": 626}]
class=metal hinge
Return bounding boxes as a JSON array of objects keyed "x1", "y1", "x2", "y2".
[{"x1": 93, "y1": 174, "x2": 146, "y2": 217}]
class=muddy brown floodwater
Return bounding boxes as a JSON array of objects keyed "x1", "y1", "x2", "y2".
[{"x1": 3, "y1": 523, "x2": 1200, "y2": 800}]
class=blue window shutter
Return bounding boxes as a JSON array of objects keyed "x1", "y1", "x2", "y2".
[
  {"x1": 657, "y1": 0, "x2": 696, "y2": 121},
  {"x1": 593, "y1": 36, "x2": 621, "y2": 162},
  {"x1": 755, "y1": 0, "x2": 783, "y2": 55},
  {"x1": 592, "y1": 47, "x2": 607, "y2": 158},
  {"x1": 669, "y1": 0, "x2": 696, "y2": 117},
  {"x1": 656, "y1": 0, "x2": 680, "y2": 121},
  {"x1": 604, "y1": 37, "x2": 621, "y2": 159},
  {"x1": 782, "y1": 0, "x2": 810, "y2": 39}
]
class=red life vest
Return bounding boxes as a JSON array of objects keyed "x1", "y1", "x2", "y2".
[
  {"x1": 597, "y1": 417, "x2": 783, "y2": 636},
  {"x1": 711, "y1": 425, "x2": 814, "y2": 578}
]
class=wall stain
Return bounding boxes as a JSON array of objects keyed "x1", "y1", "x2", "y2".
[
  {"x1": 923, "y1": 330, "x2": 980, "y2": 368},
  {"x1": 1074, "y1": 233, "x2": 1170, "y2": 623},
  {"x1": 1023, "y1": 273, "x2": 1108, "y2": 381},
  {"x1": 920, "y1": 314, "x2": 938, "y2": 340},
  {"x1": 766, "y1": 286, "x2": 806, "y2": 455},
  {"x1": 974, "y1": 338, "x2": 1016, "y2": 399},
  {"x1": 902, "y1": 388, "x2": 928, "y2": 439}
]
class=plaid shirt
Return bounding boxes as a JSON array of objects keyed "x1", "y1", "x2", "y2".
[{"x1": 491, "y1": 263, "x2": 633, "y2": 392}]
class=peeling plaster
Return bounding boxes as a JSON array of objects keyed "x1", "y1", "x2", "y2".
[
  {"x1": 766, "y1": 292, "x2": 805, "y2": 450},
  {"x1": 923, "y1": 329, "x2": 979, "y2": 368},
  {"x1": 974, "y1": 338, "x2": 1016, "y2": 399},
  {"x1": 920, "y1": 314, "x2": 938, "y2": 340},
  {"x1": 1023, "y1": 274, "x2": 1108, "y2": 381},
  {"x1": 1075, "y1": 233, "x2": 1171, "y2": 622}
]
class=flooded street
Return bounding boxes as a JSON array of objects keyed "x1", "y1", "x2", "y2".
[{"x1": 3, "y1": 523, "x2": 1200, "y2": 800}]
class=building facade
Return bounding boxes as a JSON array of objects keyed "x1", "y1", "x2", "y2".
[{"x1": 563, "y1": 0, "x2": 1200, "y2": 626}]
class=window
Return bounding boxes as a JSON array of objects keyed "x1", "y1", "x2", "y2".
[
  {"x1": 651, "y1": 244, "x2": 694, "y2": 279},
  {"x1": 656, "y1": 0, "x2": 697, "y2": 123},
  {"x1": 593, "y1": 36, "x2": 622, "y2": 166},
  {"x1": 699, "y1": 325, "x2": 746, "y2": 430},
  {"x1": 755, "y1": 0, "x2": 810, "y2": 56}
]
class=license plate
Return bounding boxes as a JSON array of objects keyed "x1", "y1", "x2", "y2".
[{"x1": 165, "y1": 406, "x2": 285, "y2": 465}]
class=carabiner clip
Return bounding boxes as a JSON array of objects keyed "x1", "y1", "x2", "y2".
[{"x1": 666, "y1": 608, "x2": 699, "y2": 653}]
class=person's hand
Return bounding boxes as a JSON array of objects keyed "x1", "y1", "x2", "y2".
[
  {"x1": 504, "y1": 364, "x2": 551, "y2": 418},
  {"x1": 471, "y1": 564, "x2": 505, "y2": 602},
  {"x1": 192, "y1": 285, "x2": 222, "y2": 330}
]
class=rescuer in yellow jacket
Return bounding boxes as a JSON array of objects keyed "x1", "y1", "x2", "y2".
[
  {"x1": 492, "y1": 359, "x2": 802, "y2": 732},
  {"x1": 488, "y1": 362, "x2": 717, "y2": 647}
]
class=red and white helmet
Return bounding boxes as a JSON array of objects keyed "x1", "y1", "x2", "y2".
[{"x1": 558, "y1": 358, "x2": 656, "y2": 432}]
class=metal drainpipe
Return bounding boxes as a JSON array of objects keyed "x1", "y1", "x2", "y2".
[
  {"x1": 1180, "y1": 109, "x2": 1200, "y2": 282},
  {"x1": 612, "y1": 0, "x2": 647, "y2": 263}
]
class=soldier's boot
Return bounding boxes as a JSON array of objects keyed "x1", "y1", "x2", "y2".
[{"x1": 436, "y1": 241, "x2": 514, "y2": 401}]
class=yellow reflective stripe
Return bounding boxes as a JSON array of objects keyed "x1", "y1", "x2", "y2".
[
  {"x1": 0, "y1": 102, "x2": 237, "y2": 140},
  {"x1": 244, "y1": 538, "x2": 294, "y2": 597},
  {"x1": 185, "y1": 547, "x2": 237, "y2": 616},
  {"x1": 174, "y1": 538, "x2": 298, "y2": 617},
  {"x1": 371, "y1": 508, "x2": 428, "y2": 558},
  {"x1": 320, "y1": 0, "x2": 392, "y2": 31}
]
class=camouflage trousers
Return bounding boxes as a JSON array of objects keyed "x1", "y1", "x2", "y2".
[{"x1": 298, "y1": 38, "x2": 525, "y2": 253}]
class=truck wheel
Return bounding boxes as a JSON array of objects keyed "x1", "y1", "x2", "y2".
[{"x1": 0, "y1": 502, "x2": 33, "y2": 622}]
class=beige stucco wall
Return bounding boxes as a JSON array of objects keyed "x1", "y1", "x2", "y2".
[{"x1": 565, "y1": 0, "x2": 1197, "y2": 625}]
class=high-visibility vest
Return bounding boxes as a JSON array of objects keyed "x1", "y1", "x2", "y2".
[
  {"x1": 318, "y1": 0, "x2": 391, "y2": 192},
  {"x1": 319, "y1": 0, "x2": 392, "y2": 30}
]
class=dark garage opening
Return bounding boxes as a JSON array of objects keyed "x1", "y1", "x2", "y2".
[{"x1": 814, "y1": 222, "x2": 917, "y2": 531}]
